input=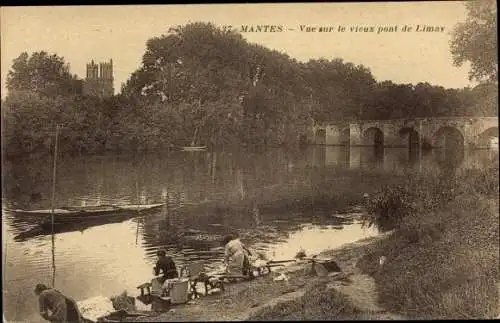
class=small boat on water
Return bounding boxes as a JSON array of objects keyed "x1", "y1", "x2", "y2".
[
  {"x1": 10, "y1": 203, "x2": 165, "y2": 217},
  {"x1": 8, "y1": 203, "x2": 165, "y2": 227},
  {"x1": 181, "y1": 146, "x2": 207, "y2": 151}
]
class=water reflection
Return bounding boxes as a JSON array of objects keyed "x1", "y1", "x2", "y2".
[
  {"x1": 2, "y1": 146, "x2": 498, "y2": 321},
  {"x1": 319, "y1": 146, "x2": 497, "y2": 174}
]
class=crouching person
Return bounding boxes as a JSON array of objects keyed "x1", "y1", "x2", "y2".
[
  {"x1": 223, "y1": 235, "x2": 254, "y2": 278},
  {"x1": 35, "y1": 283, "x2": 83, "y2": 323}
]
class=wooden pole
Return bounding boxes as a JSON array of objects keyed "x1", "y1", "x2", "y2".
[
  {"x1": 135, "y1": 180, "x2": 140, "y2": 245},
  {"x1": 3, "y1": 239, "x2": 7, "y2": 287},
  {"x1": 50, "y1": 124, "x2": 59, "y2": 288},
  {"x1": 310, "y1": 162, "x2": 315, "y2": 217}
]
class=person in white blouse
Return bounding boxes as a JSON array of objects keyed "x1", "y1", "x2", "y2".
[{"x1": 222, "y1": 235, "x2": 253, "y2": 277}]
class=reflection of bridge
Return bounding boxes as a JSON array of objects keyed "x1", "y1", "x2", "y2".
[
  {"x1": 312, "y1": 117, "x2": 498, "y2": 149},
  {"x1": 311, "y1": 146, "x2": 499, "y2": 175}
]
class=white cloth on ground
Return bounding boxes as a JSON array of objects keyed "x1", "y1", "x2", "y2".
[{"x1": 77, "y1": 296, "x2": 114, "y2": 322}]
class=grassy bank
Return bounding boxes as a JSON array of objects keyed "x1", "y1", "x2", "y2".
[
  {"x1": 248, "y1": 280, "x2": 366, "y2": 321},
  {"x1": 357, "y1": 167, "x2": 499, "y2": 319}
]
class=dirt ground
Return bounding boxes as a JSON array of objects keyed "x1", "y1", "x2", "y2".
[
  {"x1": 124, "y1": 233, "x2": 404, "y2": 321},
  {"x1": 127, "y1": 265, "x2": 312, "y2": 321}
]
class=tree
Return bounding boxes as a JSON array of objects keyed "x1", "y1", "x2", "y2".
[
  {"x1": 469, "y1": 83, "x2": 498, "y2": 116},
  {"x1": 2, "y1": 91, "x2": 72, "y2": 155},
  {"x1": 6, "y1": 51, "x2": 82, "y2": 98},
  {"x1": 302, "y1": 58, "x2": 376, "y2": 121},
  {"x1": 450, "y1": 0, "x2": 498, "y2": 83},
  {"x1": 123, "y1": 22, "x2": 303, "y2": 148}
]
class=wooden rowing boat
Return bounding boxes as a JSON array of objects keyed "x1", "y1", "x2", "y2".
[
  {"x1": 10, "y1": 203, "x2": 164, "y2": 217},
  {"x1": 9, "y1": 203, "x2": 165, "y2": 227},
  {"x1": 12, "y1": 205, "x2": 121, "y2": 217},
  {"x1": 181, "y1": 146, "x2": 207, "y2": 151}
]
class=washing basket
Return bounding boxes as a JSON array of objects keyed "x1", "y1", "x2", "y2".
[{"x1": 169, "y1": 279, "x2": 189, "y2": 304}]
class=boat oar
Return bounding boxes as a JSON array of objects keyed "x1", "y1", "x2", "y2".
[
  {"x1": 266, "y1": 263, "x2": 286, "y2": 268},
  {"x1": 267, "y1": 259, "x2": 297, "y2": 264},
  {"x1": 214, "y1": 274, "x2": 248, "y2": 280},
  {"x1": 299, "y1": 255, "x2": 325, "y2": 262}
]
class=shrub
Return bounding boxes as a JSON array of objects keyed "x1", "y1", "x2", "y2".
[
  {"x1": 362, "y1": 168, "x2": 497, "y2": 233},
  {"x1": 363, "y1": 184, "x2": 418, "y2": 232}
]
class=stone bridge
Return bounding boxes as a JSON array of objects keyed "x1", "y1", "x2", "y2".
[{"x1": 312, "y1": 117, "x2": 498, "y2": 149}]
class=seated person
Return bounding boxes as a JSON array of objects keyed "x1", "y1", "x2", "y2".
[{"x1": 154, "y1": 250, "x2": 179, "y2": 284}]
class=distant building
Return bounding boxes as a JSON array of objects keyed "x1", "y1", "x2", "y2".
[{"x1": 83, "y1": 59, "x2": 114, "y2": 98}]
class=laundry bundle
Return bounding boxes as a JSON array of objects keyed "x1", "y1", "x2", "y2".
[{"x1": 77, "y1": 295, "x2": 115, "y2": 322}]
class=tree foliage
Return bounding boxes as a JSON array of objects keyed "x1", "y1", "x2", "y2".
[
  {"x1": 303, "y1": 58, "x2": 376, "y2": 121},
  {"x1": 6, "y1": 51, "x2": 82, "y2": 98},
  {"x1": 450, "y1": 0, "x2": 498, "y2": 83},
  {"x1": 122, "y1": 22, "x2": 317, "y2": 148}
]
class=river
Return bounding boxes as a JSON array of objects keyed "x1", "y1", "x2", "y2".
[{"x1": 2, "y1": 146, "x2": 497, "y2": 322}]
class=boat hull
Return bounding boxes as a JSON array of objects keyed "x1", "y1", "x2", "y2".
[
  {"x1": 181, "y1": 146, "x2": 207, "y2": 151},
  {"x1": 9, "y1": 203, "x2": 165, "y2": 228}
]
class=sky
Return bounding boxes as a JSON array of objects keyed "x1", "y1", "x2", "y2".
[{"x1": 1, "y1": 2, "x2": 477, "y2": 98}]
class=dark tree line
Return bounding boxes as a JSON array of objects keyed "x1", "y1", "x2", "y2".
[{"x1": 2, "y1": 15, "x2": 497, "y2": 157}]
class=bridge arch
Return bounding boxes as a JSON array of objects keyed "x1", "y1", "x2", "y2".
[
  {"x1": 362, "y1": 127, "x2": 384, "y2": 147},
  {"x1": 433, "y1": 126, "x2": 464, "y2": 149},
  {"x1": 314, "y1": 128, "x2": 326, "y2": 145},
  {"x1": 399, "y1": 127, "x2": 420, "y2": 148},
  {"x1": 477, "y1": 127, "x2": 498, "y2": 149}
]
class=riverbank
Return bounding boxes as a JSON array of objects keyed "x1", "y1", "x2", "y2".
[
  {"x1": 354, "y1": 165, "x2": 499, "y2": 320},
  {"x1": 123, "y1": 188, "x2": 498, "y2": 321}
]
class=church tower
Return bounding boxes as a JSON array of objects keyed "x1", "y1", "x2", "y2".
[{"x1": 83, "y1": 59, "x2": 114, "y2": 98}]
